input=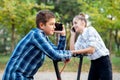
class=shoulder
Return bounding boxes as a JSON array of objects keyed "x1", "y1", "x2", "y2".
[
  {"x1": 31, "y1": 28, "x2": 45, "y2": 36},
  {"x1": 82, "y1": 26, "x2": 96, "y2": 35},
  {"x1": 87, "y1": 26, "x2": 96, "y2": 31},
  {"x1": 31, "y1": 28, "x2": 43, "y2": 33},
  {"x1": 87, "y1": 26, "x2": 98, "y2": 34}
]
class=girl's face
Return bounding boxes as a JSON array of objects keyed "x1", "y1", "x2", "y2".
[
  {"x1": 40, "y1": 18, "x2": 56, "y2": 35},
  {"x1": 72, "y1": 18, "x2": 85, "y2": 34}
]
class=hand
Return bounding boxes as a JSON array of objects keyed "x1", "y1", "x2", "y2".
[
  {"x1": 71, "y1": 27, "x2": 75, "y2": 32},
  {"x1": 70, "y1": 27, "x2": 76, "y2": 36},
  {"x1": 54, "y1": 25, "x2": 66, "y2": 36},
  {"x1": 64, "y1": 59, "x2": 70, "y2": 63}
]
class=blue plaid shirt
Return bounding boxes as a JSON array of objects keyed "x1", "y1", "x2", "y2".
[{"x1": 2, "y1": 28, "x2": 72, "y2": 80}]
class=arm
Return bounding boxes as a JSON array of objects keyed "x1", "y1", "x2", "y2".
[
  {"x1": 71, "y1": 46, "x2": 95, "y2": 54},
  {"x1": 57, "y1": 36, "x2": 66, "y2": 50},
  {"x1": 70, "y1": 30, "x2": 76, "y2": 50},
  {"x1": 32, "y1": 32, "x2": 72, "y2": 61},
  {"x1": 46, "y1": 36, "x2": 66, "y2": 50},
  {"x1": 54, "y1": 25, "x2": 66, "y2": 50}
]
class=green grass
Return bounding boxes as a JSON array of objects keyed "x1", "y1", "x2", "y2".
[
  {"x1": 111, "y1": 55, "x2": 120, "y2": 72},
  {"x1": 0, "y1": 54, "x2": 120, "y2": 72},
  {"x1": 0, "y1": 54, "x2": 11, "y2": 72},
  {"x1": 40, "y1": 57, "x2": 90, "y2": 72}
]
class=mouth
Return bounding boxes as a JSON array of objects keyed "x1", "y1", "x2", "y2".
[
  {"x1": 74, "y1": 27, "x2": 77, "y2": 31},
  {"x1": 51, "y1": 30, "x2": 55, "y2": 33}
]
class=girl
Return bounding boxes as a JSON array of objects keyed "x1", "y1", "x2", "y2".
[{"x1": 70, "y1": 13, "x2": 112, "y2": 80}]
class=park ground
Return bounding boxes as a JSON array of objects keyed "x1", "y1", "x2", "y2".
[
  {"x1": 0, "y1": 54, "x2": 120, "y2": 80},
  {"x1": 0, "y1": 72, "x2": 120, "y2": 80}
]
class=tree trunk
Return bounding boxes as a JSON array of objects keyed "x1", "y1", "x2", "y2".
[
  {"x1": 11, "y1": 19, "x2": 15, "y2": 52},
  {"x1": 114, "y1": 29, "x2": 120, "y2": 51},
  {"x1": 109, "y1": 29, "x2": 112, "y2": 53}
]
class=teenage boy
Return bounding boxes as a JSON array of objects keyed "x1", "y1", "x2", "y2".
[{"x1": 2, "y1": 10, "x2": 74, "y2": 80}]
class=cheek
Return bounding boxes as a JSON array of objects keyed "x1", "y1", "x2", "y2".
[
  {"x1": 77, "y1": 22, "x2": 83, "y2": 29},
  {"x1": 76, "y1": 27, "x2": 80, "y2": 32},
  {"x1": 76, "y1": 26, "x2": 83, "y2": 32}
]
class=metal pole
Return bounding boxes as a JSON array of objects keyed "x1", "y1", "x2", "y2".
[
  {"x1": 77, "y1": 55, "x2": 83, "y2": 80},
  {"x1": 53, "y1": 61, "x2": 61, "y2": 80}
]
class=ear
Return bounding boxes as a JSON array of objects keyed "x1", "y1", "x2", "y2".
[
  {"x1": 81, "y1": 20, "x2": 86, "y2": 26},
  {"x1": 39, "y1": 22, "x2": 44, "y2": 29}
]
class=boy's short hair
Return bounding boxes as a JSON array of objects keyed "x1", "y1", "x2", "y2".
[{"x1": 36, "y1": 10, "x2": 55, "y2": 28}]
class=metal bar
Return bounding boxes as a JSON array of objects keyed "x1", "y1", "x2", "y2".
[
  {"x1": 77, "y1": 56, "x2": 83, "y2": 80},
  {"x1": 53, "y1": 61, "x2": 61, "y2": 80}
]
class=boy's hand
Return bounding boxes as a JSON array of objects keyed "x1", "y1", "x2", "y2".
[
  {"x1": 64, "y1": 59, "x2": 70, "y2": 63},
  {"x1": 54, "y1": 25, "x2": 66, "y2": 36}
]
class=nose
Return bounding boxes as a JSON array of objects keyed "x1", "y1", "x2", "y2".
[{"x1": 53, "y1": 24, "x2": 56, "y2": 29}]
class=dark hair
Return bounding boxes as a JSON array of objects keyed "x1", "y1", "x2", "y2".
[
  {"x1": 74, "y1": 13, "x2": 87, "y2": 27},
  {"x1": 36, "y1": 10, "x2": 55, "y2": 28}
]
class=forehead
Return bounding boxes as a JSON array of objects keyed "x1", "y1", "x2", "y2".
[
  {"x1": 46, "y1": 18, "x2": 55, "y2": 23},
  {"x1": 73, "y1": 17, "x2": 80, "y2": 23}
]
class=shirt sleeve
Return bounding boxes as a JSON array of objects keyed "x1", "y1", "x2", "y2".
[
  {"x1": 47, "y1": 36, "x2": 66, "y2": 50},
  {"x1": 57, "y1": 36, "x2": 66, "y2": 50},
  {"x1": 87, "y1": 27, "x2": 97, "y2": 48},
  {"x1": 32, "y1": 32, "x2": 72, "y2": 61}
]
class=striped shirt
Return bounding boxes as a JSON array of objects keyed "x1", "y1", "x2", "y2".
[
  {"x1": 2, "y1": 28, "x2": 72, "y2": 80},
  {"x1": 75, "y1": 26, "x2": 109, "y2": 60}
]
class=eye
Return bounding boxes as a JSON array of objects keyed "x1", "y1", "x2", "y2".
[
  {"x1": 52, "y1": 23, "x2": 55, "y2": 26},
  {"x1": 49, "y1": 23, "x2": 54, "y2": 26},
  {"x1": 73, "y1": 22, "x2": 77, "y2": 25}
]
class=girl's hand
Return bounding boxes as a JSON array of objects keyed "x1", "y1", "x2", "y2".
[{"x1": 70, "y1": 27, "x2": 76, "y2": 36}]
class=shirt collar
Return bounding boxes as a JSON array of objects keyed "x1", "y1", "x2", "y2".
[{"x1": 32, "y1": 28, "x2": 46, "y2": 36}]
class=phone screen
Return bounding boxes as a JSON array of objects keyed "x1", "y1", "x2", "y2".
[{"x1": 55, "y1": 23, "x2": 63, "y2": 31}]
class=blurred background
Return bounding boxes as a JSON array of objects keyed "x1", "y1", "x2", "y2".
[{"x1": 0, "y1": 0, "x2": 120, "y2": 75}]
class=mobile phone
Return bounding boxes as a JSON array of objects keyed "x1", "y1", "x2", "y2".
[
  {"x1": 55, "y1": 23, "x2": 63, "y2": 31},
  {"x1": 71, "y1": 27, "x2": 75, "y2": 32}
]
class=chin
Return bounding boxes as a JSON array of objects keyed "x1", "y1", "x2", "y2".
[{"x1": 49, "y1": 32, "x2": 54, "y2": 35}]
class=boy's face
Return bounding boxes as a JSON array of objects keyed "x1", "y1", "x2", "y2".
[{"x1": 40, "y1": 18, "x2": 55, "y2": 35}]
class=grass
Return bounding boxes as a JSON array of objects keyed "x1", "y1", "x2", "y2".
[
  {"x1": 0, "y1": 54, "x2": 120, "y2": 73},
  {"x1": 0, "y1": 54, "x2": 11, "y2": 72},
  {"x1": 40, "y1": 57, "x2": 90, "y2": 72},
  {"x1": 111, "y1": 55, "x2": 120, "y2": 72}
]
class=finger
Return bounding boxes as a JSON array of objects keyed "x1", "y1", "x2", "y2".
[{"x1": 54, "y1": 31, "x2": 62, "y2": 33}]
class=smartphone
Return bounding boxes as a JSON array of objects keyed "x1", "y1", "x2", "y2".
[
  {"x1": 55, "y1": 23, "x2": 63, "y2": 31},
  {"x1": 71, "y1": 27, "x2": 75, "y2": 32}
]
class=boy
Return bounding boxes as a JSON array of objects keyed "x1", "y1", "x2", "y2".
[{"x1": 2, "y1": 10, "x2": 72, "y2": 80}]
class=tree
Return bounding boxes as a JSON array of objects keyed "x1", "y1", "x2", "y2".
[
  {"x1": 0, "y1": 0, "x2": 37, "y2": 52},
  {"x1": 79, "y1": 0, "x2": 120, "y2": 53}
]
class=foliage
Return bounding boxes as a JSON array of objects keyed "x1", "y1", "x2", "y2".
[
  {"x1": 78, "y1": 0, "x2": 120, "y2": 52},
  {"x1": 53, "y1": 0, "x2": 82, "y2": 23},
  {"x1": 115, "y1": 50, "x2": 120, "y2": 57},
  {"x1": 0, "y1": 0, "x2": 37, "y2": 34},
  {"x1": 0, "y1": 0, "x2": 38, "y2": 51},
  {"x1": 0, "y1": 0, "x2": 120, "y2": 55},
  {"x1": 0, "y1": 27, "x2": 11, "y2": 53}
]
